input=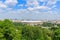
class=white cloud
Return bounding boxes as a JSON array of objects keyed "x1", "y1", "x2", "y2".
[
  {"x1": 4, "y1": 0, "x2": 18, "y2": 6},
  {"x1": 0, "y1": 1, "x2": 7, "y2": 8},
  {"x1": 27, "y1": 6, "x2": 51, "y2": 11},
  {"x1": 10, "y1": 9, "x2": 60, "y2": 20},
  {"x1": 0, "y1": 7, "x2": 59, "y2": 20},
  {"x1": 0, "y1": 0, "x2": 18, "y2": 9},
  {"x1": 46, "y1": 0, "x2": 57, "y2": 6},
  {"x1": 0, "y1": 0, "x2": 18, "y2": 12},
  {"x1": 0, "y1": 0, "x2": 59, "y2": 20},
  {"x1": 0, "y1": 0, "x2": 57, "y2": 10},
  {"x1": 26, "y1": 0, "x2": 39, "y2": 7},
  {"x1": 26, "y1": 0, "x2": 57, "y2": 11}
]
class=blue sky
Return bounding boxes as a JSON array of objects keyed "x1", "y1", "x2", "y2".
[{"x1": 0, "y1": 0, "x2": 60, "y2": 20}]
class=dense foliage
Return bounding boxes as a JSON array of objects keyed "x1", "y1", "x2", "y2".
[{"x1": 0, "y1": 19, "x2": 60, "y2": 40}]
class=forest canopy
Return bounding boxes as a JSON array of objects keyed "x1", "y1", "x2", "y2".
[{"x1": 0, "y1": 19, "x2": 60, "y2": 40}]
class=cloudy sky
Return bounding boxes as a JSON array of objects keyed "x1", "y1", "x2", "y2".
[{"x1": 0, "y1": 0, "x2": 60, "y2": 20}]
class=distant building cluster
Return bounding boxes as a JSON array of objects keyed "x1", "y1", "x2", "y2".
[{"x1": 11, "y1": 20, "x2": 60, "y2": 25}]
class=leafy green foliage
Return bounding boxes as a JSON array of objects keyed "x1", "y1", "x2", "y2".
[
  {"x1": 0, "y1": 19, "x2": 60, "y2": 40},
  {"x1": 42, "y1": 22, "x2": 54, "y2": 27},
  {"x1": 0, "y1": 19, "x2": 21, "y2": 40},
  {"x1": 53, "y1": 28, "x2": 60, "y2": 40},
  {"x1": 21, "y1": 26, "x2": 45, "y2": 40}
]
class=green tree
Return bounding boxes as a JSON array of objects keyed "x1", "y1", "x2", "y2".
[
  {"x1": 54, "y1": 28, "x2": 60, "y2": 40},
  {"x1": 0, "y1": 19, "x2": 21, "y2": 40},
  {"x1": 42, "y1": 22, "x2": 54, "y2": 27}
]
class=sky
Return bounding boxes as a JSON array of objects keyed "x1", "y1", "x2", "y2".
[{"x1": 0, "y1": 0, "x2": 60, "y2": 20}]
